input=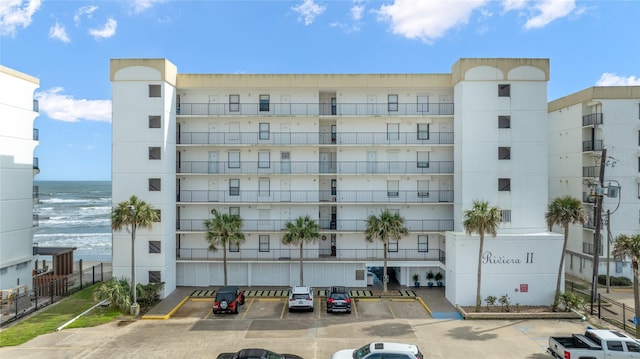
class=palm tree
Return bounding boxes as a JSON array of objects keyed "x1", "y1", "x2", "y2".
[
  {"x1": 612, "y1": 234, "x2": 640, "y2": 338},
  {"x1": 545, "y1": 195, "x2": 587, "y2": 310},
  {"x1": 463, "y1": 200, "x2": 501, "y2": 312},
  {"x1": 364, "y1": 210, "x2": 409, "y2": 293},
  {"x1": 111, "y1": 195, "x2": 159, "y2": 315},
  {"x1": 282, "y1": 216, "x2": 320, "y2": 286},
  {"x1": 204, "y1": 209, "x2": 245, "y2": 286}
]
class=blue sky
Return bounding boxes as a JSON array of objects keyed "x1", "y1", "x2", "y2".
[{"x1": 1, "y1": 0, "x2": 639, "y2": 181}]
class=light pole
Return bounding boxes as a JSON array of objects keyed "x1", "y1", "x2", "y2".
[{"x1": 128, "y1": 205, "x2": 139, "y2": 316}]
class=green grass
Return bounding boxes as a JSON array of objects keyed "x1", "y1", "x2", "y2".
[{"x1": 0, "y1": 284, "x2": 124, "y2": 347}]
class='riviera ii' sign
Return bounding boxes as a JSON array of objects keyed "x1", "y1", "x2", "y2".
[{"x1": 482, "y1": 251, "x2": 534, "y2": 264}]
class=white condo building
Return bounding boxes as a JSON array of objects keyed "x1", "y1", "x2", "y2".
[
  {"x1": 111, "y1": 58, "x2": 562, "y2": 306},
  {"x1": 0, "y1": 65, "x2": 40, "y2": 293},
  {"x1": 548, "y1": 86, "x2": 640, "y2": 282}
]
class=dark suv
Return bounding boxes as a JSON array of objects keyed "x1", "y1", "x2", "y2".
[
  {"x1": 326, "y1": 286, "x2": 352, "y2": 314},
  {"x1": 213, "y1": 286, "x2": 245, "y2": 314}
]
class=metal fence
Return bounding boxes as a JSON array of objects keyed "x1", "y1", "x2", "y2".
[{"x1": 0, "y1": 262, "x2": 112, "y2": 327}]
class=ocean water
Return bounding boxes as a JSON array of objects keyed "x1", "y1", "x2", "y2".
[{"x1": 34, "y1": 181, "x2": 112, "y2": 262}]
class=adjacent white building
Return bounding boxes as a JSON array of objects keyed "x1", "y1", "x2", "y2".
[
  {"x1": 548, "y1": 86, "x2": 640, "y2": 282},
  {"x1": 0, "y1": 65, "x2": 40, "y2": 293},
  {"x1": 110, "y1": 58, "x2": 562, "y2": 306}
]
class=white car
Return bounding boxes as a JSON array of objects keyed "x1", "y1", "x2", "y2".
[
  {"x1": 332, "y1": 342, "x2": 424, "y2": 359},
  {"x1": 288, "y1": 286, "x2": 314, "y2": 312}
]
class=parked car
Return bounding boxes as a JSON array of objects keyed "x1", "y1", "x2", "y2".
[
  {"x1": 288, "y1": 286, "x2": 314, "y2": 312},
  {"x1": 326, "y1": 286, "x2": 352, "y2": 314},
  {"x1": 217, "y1": 348, "x2": 303, "y2": 359},
  {"x1": 213, "y1": 286, "x2": 245, "y2": 314},
  {"x1": 332, "y1": 342, "x2": 424, "y2": 359},
  {"x1": 548, "y1": 328, "x2": 640, "y2": 358}
]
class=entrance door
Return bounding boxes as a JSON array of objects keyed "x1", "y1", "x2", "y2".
[
  {"x1": 208, "y1": 179, "x2": 218, "y2": 202},
  {"x1": 208, "y1": 151, "x2": 219, "y2": 174},
  {"x1": 367, "y1": 151, "x2": 377, "y2": 173},
  {"x1": 280, "y1": 152, "x2": 291, "y2": 174},
  {"x1": 280, "y1": 179, "x2": 290, "y2": 202},
  {"x1": 320, "y1": 153, "x2": 330, "y2": 173},
  {"x1": 280, "y1": 123, "x2": 291, "y2": 145}
]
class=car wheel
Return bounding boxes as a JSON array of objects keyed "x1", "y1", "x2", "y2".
[
  {"x1": 346, "y1": 310, "x2": 352, "y2": 314},
  {"x1": 288, "y1": 307, "x2": 293, "y2": 313},
  {"x1": 240, "y1": 295, "x2": 245, "y2": 305},
  {"x1": 326, "y1": 308, "x2": 330, "y2": 313},
  {"x1": 234, "y1": 305, "x2": 239, "y2": 314}
]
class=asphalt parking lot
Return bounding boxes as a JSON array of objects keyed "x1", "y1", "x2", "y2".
[{"x1": 0, "y1": 286, "x2": 598, "y2": 359}]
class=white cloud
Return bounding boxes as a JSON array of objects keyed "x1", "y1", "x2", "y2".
[
  {"x1": 49, "y1": 22, "x2": 70, "y2": 43},
  {"x1": 351, "y1": 0, "x2": 364, "y2": 21},
  {"x1": 292, "y1": 0, "x2": 326, "y2": 26},
  {"x1": 130, "y1": 0, "x2": 167, "y2": 14},
  {"x1": 0, "y1": 0, "x2": 41, "y2": 36},
  {"x1": 35, "y1": 87, "x2": 112, "y2": 123},
  {"x1": 595, "y1": 73, "x2": 640, "y2": 86},
  {"x1": 74, "y1": 5, "x2": 98, "y2": 26},
  {"x1": 522, "y1": 0, "x2": 575, "y2": 29},
  {"x1": 502, "y1": 0, "x2": 527, "y2": 12},
  {"x1": 89, "y1": 18, "x2": 117, "y2": 39},
  {"x1": 377, "y1": 0, "x2": 488, "y2": 44}
]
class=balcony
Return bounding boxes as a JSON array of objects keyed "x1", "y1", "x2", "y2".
[
  {"x1": 582, "y1": 140, "x2": 603, "y2": 152},
  {"x1": 33, "y1": 185, "x2": 39, "y2": 203},
  {"x1": 33, "y1": 99, "x2": 39, "y2": 112},
  {"x1": 582, "y1": 113, "x2": 603, "y2": 126},
  {"x1": 176, "y1": 247, "x2": 446, "y2": 263},
  {"x1": 177, "y1": 160, "x2": 454, "y2": 175},
  {"x1": 583, "y1": 217, "x2": 596, "y2": 229},
  {"x1": 177, "y1": 102, "x2": 454, "y2": 117},
  {"x1": 582, "y1": 192, "x2": 595, "y2": 203},
  {"x1": 582, "y1": 242, "x2": 603, "y2": 256},
  {"x1": 33, "y1": 128, "x2": 39, "y2": 141},
  {"x1": 582, "y1": 166, "x2": 598, "y2": 177},
  {"x1": 33, "y1": 157, "x2": 39, "y2": 170},
  {"x1": 177, "y1": 189, "x2": 454, "y2": 204},
  {"x1": 33, "y1": 213, "x2": 39, "y2": 227},
  {"x1": 178, "y1": 218, "x2": 453, "y2": 232},
  {"x1": 177, "y1": 131, "x2": 454, "y2": 145}
]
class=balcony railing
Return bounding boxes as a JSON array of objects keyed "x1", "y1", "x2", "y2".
[
  {"x1": 177, "y1": 160, "x2": 454, "y2": 175},
  {"x1": 33, "y1": 99, "x2": 39, "y2": 112},
  {"x1": 178, "y1": 189, "x2": 453, "y2": 204},
  {"x1": 177, "y1": 131, "x2": 454, "y2": 145},
  {"x1": 582, "y1": 192, "x2": 595, "y2": 203},
  {"x1": 176, "y1": 247, "x2": 446, "y2": 263},
  {"x1": 582, "y1": 113, "x2": 603, "y2": 126},
  {"x1": 178, "y1": 218, "x2": 453, "y2": 232},
  {"x1": 582, "y1": 166, "x2": 598, "y2": 178},
  {"x1": 33, "y1": 214, "x2": 39, "y2": 227},
  {"x1": 582, "y1": 242, "x2": 603, "y2": 256},
  {"x1": 33, "y1": 157, "x2": 39, "y2": 170},
  {"x1": 582, "y1": 140, "x2": 603, "y2": 152},
  {"x1": 33, "y1": 128, "x2": 39, "y2": 141},
  {"x1": 33, "y1": 185, "x2": 39, "y2": 203},
  {"x1": 177, "y1": 102, "x2": 454, "y2": 117},
  {"x1": 583, "y1": 217, "x2": 596, "y2": 229}
]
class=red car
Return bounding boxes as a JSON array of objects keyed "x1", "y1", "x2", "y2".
[{"x1": 213, "y1": 286, "x2": 245, "y2": 314}]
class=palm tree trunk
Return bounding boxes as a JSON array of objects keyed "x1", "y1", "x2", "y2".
[
  {"x1": 299, "y1": 242, "x2": 304, "y2": 286},
  {"x1": 383, "y1": 241, "x2": 388, "y2": 293},
  {"x1": 633, "y1": 260, "x2": 640, "y2": 339},
  {"x1": 475, "y1": 234, "x2": 484, "y2": 311},
  {"x1": 223, "y1": 243, "x2": 228, "y2": 286},
  {"x1": 553, "y1": 227, "x2": 569, "y2": 310},
  {"x1": 131, "y1": 223, "x2": 137, "y2": 312}
]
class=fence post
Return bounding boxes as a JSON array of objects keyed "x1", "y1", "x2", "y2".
[
  {"x1": 100, "y1": 262, "x2": 103, "y2": 282},
  {"x1": 623, "y1": 303, "x2": 627, "y2": 333},
  {"x1": 92, "y1": 265, "x2": 96, "y2": 285},
  {"x1": 598, "y1": 293, "x2": 601, "y2": 319},
  {"x1": 34, "y1": 285, "x2": 38, "y2": 310},
  {"x1": 14, "y1": 292, "x2": 18, "y2": 316},
  {"x1": 50, "y1": 280, "x2": 54, "y2": 303},
  {"x1": 79, "y1": 259, "x2": 83, "y2": 290}
]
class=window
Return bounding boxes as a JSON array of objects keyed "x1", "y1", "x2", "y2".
[
  {"x1": 259, "y1": 123, "x2": 270, "y2": 140},
  {"x1": 153, "y1": 209, "x2": 161, "y2": 222},
  {"x1": 259, "y1": 178, "x2": 270, "y2": 197},
  {"x1": 387, "y1": 180, "x2": 399, "y2": 197},
  {"x1": 388, "y1": 239, "x2": 398, "y2": 252},
  {"x1": 388, "y1": 94, "x2": 398, "y2": 112},
  {"x1": 387, "y1": 123, "x2": 399, "y2": 141},
  {"x1": 498, "y1": 146, "x2": 511, "y2": 160},
  {"x1": 417, "y1": 151, "x2": 430, "y2": 168},
  {"x1": 149, "y1": 115, "x2": 161, "y2": 128},
  {"x1": 148, "y1": 271, "x2": 161, "y2": 283},
  {"x1": 258, "y1": 151, "x2": 270, "y2": 168},
  {"x1": 498, "y1": 84, "x2": 510, "y2": 97},
  {"x1": 498, "y1": 115, "x2": 511, "y2": 129},
  {"x1": 498, "y1": 178, "x2": 511, "y2": 191},
  {"x1": 229, "y1": 241, "x2": 240, "y2": 252},
  {"x1": 148, "y1": 178, "x2": 161, "y2": 191},
  {"x1": 417, "y1": 123, "x2": 429, "y2": 140},
  {"x1": 417, "y1": 180, "x2": 429, "y2": 197},
  {"x1": 259, "y1": 235, "x2": 270, "y2": 252},
  {"x1": 228, "y1": 151, "x2": 240, "y2": 168},
  {"x1": 229, "y1": 207, "x2": 240, "y2": 216},
  {"x1": 229, "y1": 179, "x2": 240, "y2": 196},
  {"x1": 626, "y1": 341, "x2": 640, "y2": 353},
  {"x1": 149, "y1": 84, "x2": 161, "y2": 97},
  {"x1": 229, "y1": 94, "x2": 240, "y2": 112},
  {"x1": 418, "y1": 235, "x2": 428, "y2": 252},
  {"x1": 331, "y1": 179, "x2": 337, "y2": 196},
  {"x1": 149, "y1": 241, "x2": 161, "y2": 253},
  {"x1": 501, "y1": 209, "x2": 512, "y2": 223},
  {"x1": 607, "y1": 341, "x2": 624, "y2": 352},
  {"x1": 417, "y1": 95, "x2": 429, "y2": 113},
  {"x1": 149, "y1": 147, "x2": 161, "y2": 160},
  {"x1": 259, "y1": 94, "x2": 270, "y2": 112}
]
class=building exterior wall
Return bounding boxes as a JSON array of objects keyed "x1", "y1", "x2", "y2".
[
  {"x1": 111, "y1": 58, "x2": 559, "y2": 305},
  {"x1": 0, "y1": 65, "x2": 40, "y2": 292},
  {"x1": 548, "y1": 87, "x2": 640, "y2": 281}
]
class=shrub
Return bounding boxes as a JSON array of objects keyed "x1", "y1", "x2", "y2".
[
  {"x1": 598, "y1": 275, "x2": 632, "y2": 286},
  {"x1": 484, "y1": 295, "x2": 497, "y2": 310},
  {"x1": 558, "y1": 291, "x2": 586, "y2": 312},
  {"x1": 498, "y1": 294, "x2": 511, "y2": 312}
]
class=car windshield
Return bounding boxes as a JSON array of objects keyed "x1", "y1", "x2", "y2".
[
  {"x1": 217, "y1": 293, "x2": 234, "y2": 302},
  {"x1": 353, "y1": 344, "x2": 371, "y2": 359},
  {"x1": 292, "y1": 294, "x2": 310, "y2": 300},
  {"x1": 264, "y1": 350, "x2": 283, "y2": 359},
  {"x1": 330, "y1": 293, "x2": 347, "y2": 300}
]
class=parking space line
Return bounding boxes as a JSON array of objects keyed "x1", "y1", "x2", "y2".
[
  {"x1": 316, "y1": 298, "x2": 321, "y2": 319},
  {"x1": 387, "y1": 301, "x2": 396, "y2": 319},
  {"x1": 391, "y1": 298, "x2": 415, "y2": 302},
  {"x1": 353, "y1": 299, "x2": 359, "y2": 319},
  {"x1": 241, "y1": 298, "x2": 255, "y2": 320},
  {"x1": 357, "y1": 298, "x2": 381, "y2": 302},
  {"x1": 280, "y1": 298, "x2": 287, "y2": 319},
  {"x1": 204, "y1": 305, "x2": 213, "y2": 319},
  {"x1": 416, "y1": 297, "x2": 432, "y2": 316}
]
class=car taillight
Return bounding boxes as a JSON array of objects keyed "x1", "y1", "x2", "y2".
[
  {"x1": 564, "y1": 351, "x2": 570, "y2": 359},
  {"x1": 289, "y1": 298, "x2": 295, "y2": 301},
  {"x1": 328, "y1": 298, "x2": 335, "y2": 303},
  {"x1": 344, "y1": 298, "x2": 351, "y2": 303}
]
